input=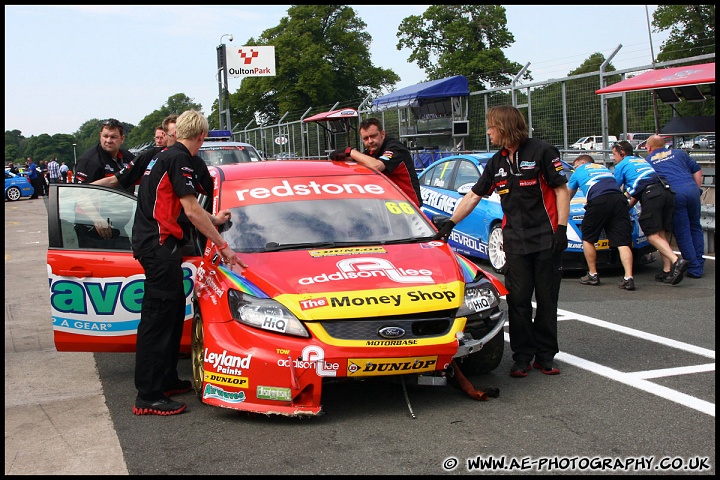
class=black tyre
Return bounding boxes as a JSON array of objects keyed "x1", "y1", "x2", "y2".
[
  {"x1": 6, "y1": 186, "x2": 21, "y2": 201},
  {"x1": 487, "y1": 223, "x2": 507, "y2": 274},
  {"x1": 191, "y1": 308, "x2": 205, "y2": 401},
  {"x1": 456, "y1": 328, "x2": 504, "y2": 376}
]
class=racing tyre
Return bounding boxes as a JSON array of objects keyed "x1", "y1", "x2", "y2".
[
  {"x1": 487, "y1": 224, "x2": 507, "y2": 274},
  {"x1": 191, "y1": 308, "x2": 205, "y2": 401},
  {"x1": 6, "y1": 186, "x2": 21, "y2": 201},
  {"x1": 456, "y1": 327, "x2": 504, "y2": 376}
]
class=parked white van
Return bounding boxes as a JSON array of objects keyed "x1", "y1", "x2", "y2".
[
  {"x1": 619, "y1": 132, "x2": 654, "y2": 148},
  {"x1": 570, "y1": 135, "x2": 618, "y2": 150}
]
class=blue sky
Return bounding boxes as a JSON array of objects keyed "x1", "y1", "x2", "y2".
[{"x1": 5, "y1": 5, "x2": 669, "y2": 137}]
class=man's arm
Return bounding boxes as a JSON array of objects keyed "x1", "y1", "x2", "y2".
[
  {"x1": 92, "y1": 176, "x2": 120, "y2": 188},
  {"x1": 449, "y1": 190, "x2": 482, "y2": 225},
  {"x1": 347, "y1": 148, "x2": 386, "y2": 172},
  {"x1": 179, "y1": 194, "x2": 247, "y2": 268},
  {"x1": 554, "y1": 184, "x2": 570, "y2": 226},
  {"x1": 693, "y1": 169, "x2": 702, "y2": 188}
]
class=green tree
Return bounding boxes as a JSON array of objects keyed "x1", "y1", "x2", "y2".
[
  {"x1": 396, "y1": 5, "x2": 528, "y2": 90},
  {"x1": 5, "y1": 129, "x2": 25, "y2": 164},
  {"x1": 124, "y1": 93, "x2": 202, "y2": 148},
  {"x1": 653, "y1": 5, "x2": 715, "y2": 118},
  {"x1": 221, "y1": 5, "x2": 400, "y2": 128},
  {"x1": 654, "y1": 5, "x2": 715, "y2": 62},
  {"x1": 564, "y1": 53, "x2": 621, "y2": 139}
]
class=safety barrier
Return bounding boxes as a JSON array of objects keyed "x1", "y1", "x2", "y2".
[{"x1": 701, "y1": 204, "x2": 715, "y2": 254}]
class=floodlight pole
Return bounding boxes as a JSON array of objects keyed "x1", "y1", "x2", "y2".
[
  {"x1": 217, "y1": 34, "x2": 234, "y2": 131},
  {"x1": 646, "y1": 6, "x2": 661, "y2": 133}
]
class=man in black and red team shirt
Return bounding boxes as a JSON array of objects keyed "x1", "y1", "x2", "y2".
[
  {"x1": 434, "y1": 106, "x2": 570, "y2": 379},
  {"x1": 130, "y1": 109, "x2": 246, "y2": 416},
  {"x1": 329, "y1": 117, "x2": 422, "y2": 207},
  {"x1": 74, "y1": 118, "x2": 135, "y2": 191},
  {"x1": 72, "y1": 119, "x2": 136, "y2": 248},
  {"x1": 93, "y1": 114, "x2": 180, "y2": 192}
]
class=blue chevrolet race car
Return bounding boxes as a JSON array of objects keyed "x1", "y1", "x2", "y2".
[{"x1": 418, "y1": 153, "x2": 656, "y2": 273}]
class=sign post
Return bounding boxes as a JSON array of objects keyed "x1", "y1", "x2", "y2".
[
  {"x1": 216, "y1": 42, "x2": 232, "y2": 131},
  {"x1": 216, "y1": 45, "x2": 276, "y2": 133}
]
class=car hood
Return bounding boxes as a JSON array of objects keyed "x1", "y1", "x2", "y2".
[{"x1": 217, "y1": 242, "x2": 469, "y2": 320}]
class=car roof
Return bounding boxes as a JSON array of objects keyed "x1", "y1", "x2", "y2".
[
  {"x1": 201, "y1": 140, "x2": 256, "y2": 148},
  {"x1": 213, "y1": 159, "x2": 381, "y2": 181},
  {"x1": 420, "y1": 151, "x2": 574, "y2": 176},
  {"x1": 420, "y1": 152, "x2": 496, "y2": 173}
]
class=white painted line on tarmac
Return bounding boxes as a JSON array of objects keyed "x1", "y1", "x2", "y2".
[
  {"x1": 502, "y1": 303, "x2": 716, "y2": 417},
  {"x1": 628, "y1": 363, "x2": 716, "y2": 379},
  {"x1": 557, "y1": 352, "x2": 715, "y2": 417},
  {"x1": 557, "y1": 308, "x2": 715, "y2": 359}
]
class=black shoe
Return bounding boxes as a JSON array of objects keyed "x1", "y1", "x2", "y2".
[
  {"x1": 655, "y1": 270, "x2": 672, "y2": 283},
  {"x1": 133, "y1": 396, "x2": 187, "y2": 416},
  {"x1": 670, "y1": 258, "x2": 689, "y2": 285},
  {"x1": 579, "y1": 272, "x2": 600, "y2": 285},
  {"x1": 618, "y1": 277, "x2": 636, "y2": 291},
  {"x1": 163, "y1": 379, "x2": 192, "y2": 397},
  {"x1": 509, "y1": 361, "x2": 531, "y2": 378},
  {"x1": 533, "y1": 359, "x2": 560, "y2": 375}
]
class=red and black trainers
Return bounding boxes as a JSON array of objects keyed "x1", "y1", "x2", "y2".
[
  {"x1": 533, "y1": 360, "x2": 561, "y2": 375},
  {"x1": 133, "y1": 396, "x2": 187, "y2": 416},
  {"x1": 509, "y1": 361, "x2": 531, "y2": 378},
  {"x1": 163, "y1": 379, "x2": 193, "y2": 397}
]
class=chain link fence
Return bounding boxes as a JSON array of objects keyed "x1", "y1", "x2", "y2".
[{"x1": 238, "y1": 54, "x2": 713, "y2": 167}]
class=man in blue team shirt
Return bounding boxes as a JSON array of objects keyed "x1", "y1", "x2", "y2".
[
  {"x1": 568, "y1": 155, "x2": 635, "y2": 290},
  {"x1": 645, "y1": 135, "x2": 704, "y2": 279},
  {"x1": 612, "y1": 141, "x2": 688, "y2": 285}
]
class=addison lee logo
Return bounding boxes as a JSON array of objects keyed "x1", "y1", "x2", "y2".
[{"x1": 298, "y1": 258, "x2": 433, "y2": 285}]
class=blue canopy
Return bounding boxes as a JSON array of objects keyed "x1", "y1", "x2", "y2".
[{"x1": 372, "y1": 75, "x2": 469, "y2": 110}]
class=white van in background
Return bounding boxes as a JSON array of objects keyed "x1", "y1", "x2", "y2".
[
  {"x1": 570, "y1": 135, "x2": 618, "y2": 150},
  {"x1": 619, "y1": 132, "x2": 654, "y2": 148}
]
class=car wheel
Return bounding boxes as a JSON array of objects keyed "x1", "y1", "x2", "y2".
[
  {"x1": 455, "y1": 327, "x2": 504, "y2": 376},
  {"x1": 487, "y1": 224, "x2": 507, "y2": 274},
  {"x1": 191, "y1": 308, "x2": 205, "y2": 400},
  {"x1": 6, "y1": 186, "x2": 21, "y2": 201}
]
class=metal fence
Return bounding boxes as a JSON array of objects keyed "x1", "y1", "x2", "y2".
[{"x1": 236, "y1": 53, "x2": 714, "y2": 166}]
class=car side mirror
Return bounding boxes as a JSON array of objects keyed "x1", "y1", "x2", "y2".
[{"x1": 457, "y1": 183, "x2": 474, "y2": 195}]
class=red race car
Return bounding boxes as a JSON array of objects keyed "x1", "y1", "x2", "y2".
[{"x1": 47, "y1": 160, "x2": 507, "y2": 416}]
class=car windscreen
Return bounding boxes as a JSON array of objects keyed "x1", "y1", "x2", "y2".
[
  {"x1": 197, "y1": 146, "x2": 260, "y2": 166},
  {"x1": 220, "y1": 198, "x2": 436, "y2": 253}
]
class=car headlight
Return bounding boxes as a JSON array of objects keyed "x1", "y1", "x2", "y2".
[
  {"x1": 456, "y1": 281, "x2": 499, "y2": 318},
  {"x1": 227, "y1": 290, "x2": 309, "y2": 338}
]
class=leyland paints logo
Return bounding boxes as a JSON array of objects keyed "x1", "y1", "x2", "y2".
[{"x1": 227, "y1": 46, "x2": 276, "y2": 78}]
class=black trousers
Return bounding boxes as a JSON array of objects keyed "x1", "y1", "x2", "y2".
[
  {"x1": 134, "y1": 242, "x2": 186, "y2": 400},
  {"x1": 30, "y1": 177, "x2": 44, "y2": 198},
  {"x1": 504, "y1": 248, "x2": 562, "y2": 364}
]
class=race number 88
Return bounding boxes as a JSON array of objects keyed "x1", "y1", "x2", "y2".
[{"x1": 385, "y1": 201, "x2": 414, "y2": 215}]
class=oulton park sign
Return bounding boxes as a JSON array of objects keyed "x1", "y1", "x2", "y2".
[{"x1": 227, "y1": 46, "x2": 276, "y2": 78}]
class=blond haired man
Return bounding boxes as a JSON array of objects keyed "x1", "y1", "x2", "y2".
[{"x1": 131, "y1": 110, "x2": 247, "y2": 415}]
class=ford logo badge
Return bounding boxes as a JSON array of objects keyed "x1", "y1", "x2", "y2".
[{"x1": 378, "y1": 326, "x2": 406, "y2": 339}]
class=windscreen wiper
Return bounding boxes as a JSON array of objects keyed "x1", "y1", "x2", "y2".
[
  {"x1": 380, "y1": 235, "x2": 437, "y2": 245},
  {"x1": 264, "y1": 241, "x2": 338, "y2": 252}
]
